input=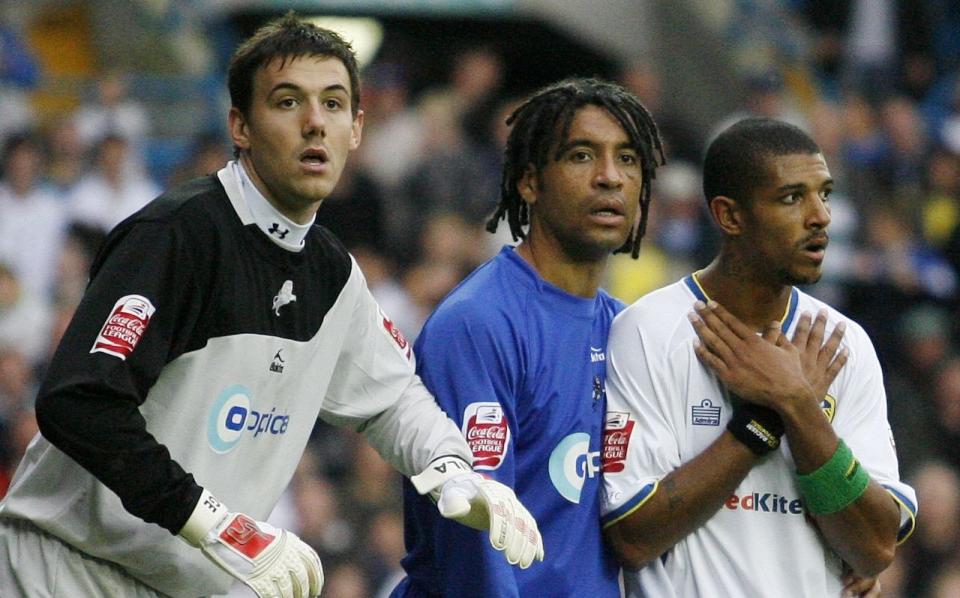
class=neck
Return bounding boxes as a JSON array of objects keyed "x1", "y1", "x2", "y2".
[
  {"x1": 239, "y1": 154, "x2": 318, "y2": 224},
  {"x1": 515, "y1": 239, "x2": 607, "y2": 299},
  {"x1": 696, "y1": 250, "x2": 792, "y2": 331}
]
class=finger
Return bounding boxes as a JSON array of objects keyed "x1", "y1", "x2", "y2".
[
  {"x1": 824, "y1": 347, "x2": 849, "y2": 386},
  {"x1": 689, "y1": 309, "x2": 735, "y2": 365},
  {"x1": 791, "y1": 311, "x2": 812, "y2": 348},
  {"x1": 762, "y1": 320, "x2": 782, "y2": 343},
  {"x1": 820, "y1": 320, "x2": 846, "y2": 365},
  {"x1": 693, "y1": 338, "x2": 729, "y2": 377},
  {"x1": 865, "y1": 579, "x2": 881, "y2": 597},
  {"x1": 699, "y1": 300, "x2": 755, "y2": 342},
  {"x1": 517, "y1": 516, "x2": 539, "y2": 568},
  {"x1": 807, "y1": 309, "x2": 828, "y2": 352}
]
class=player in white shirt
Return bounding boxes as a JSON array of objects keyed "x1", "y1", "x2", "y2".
[{"x1": 601, "y1": 117, "x2": 917, "y2": 598}]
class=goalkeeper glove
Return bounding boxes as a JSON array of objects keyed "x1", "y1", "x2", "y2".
[
  {"x1": 179, "y1": 489, "x2": 323, "y2": 598},
  {"x1": 411, "y1": 456, "x2": 545, "y2": 568}
]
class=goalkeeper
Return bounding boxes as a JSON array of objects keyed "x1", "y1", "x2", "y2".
[
  {"x1": 0, "y1": 13, "x2": 541, "y2": 598},
  {"x1": 600, "y1": 118, "x2": 917, "y2": 597}
]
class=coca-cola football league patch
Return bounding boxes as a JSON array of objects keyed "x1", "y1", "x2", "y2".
[
  {"x1": 602, "y1": 412, "x2": 634, "y2": 473},
  {"x1": 462, "y1": 402, "x2": 510, "y2": 470},
  {"x1": 90, "y1": 294, "x2": 156, "y2": 360}
]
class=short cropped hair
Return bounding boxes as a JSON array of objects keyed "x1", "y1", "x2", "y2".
[
  {"x1": 228, "y1": 12, "x2": 361, "y2": 117},
  {"x1": 703, "y1": 117, "x2": 821, "y2": 207},
  {"x1": 487, "y1": 77, "x2": 664, "y2": 258}
]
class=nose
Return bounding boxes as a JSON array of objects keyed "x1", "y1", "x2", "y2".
[
  {"x1": 302, "y1": 101, "x2": 326, "y2": 138},
  {"x1": 595, "y1": 154, "x2": 623, "y2": 190},
  {"x1": 807, "y1": 193, "x2": 831, "y2": 229}
]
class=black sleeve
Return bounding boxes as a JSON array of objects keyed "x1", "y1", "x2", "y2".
[{"x1": 35, "y1": 218, "x2": 205, "y2": 534}]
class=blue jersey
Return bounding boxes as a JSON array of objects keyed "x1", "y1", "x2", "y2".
[{"x1": 392, "y1": 247, "x2": 623, "y2": 598}]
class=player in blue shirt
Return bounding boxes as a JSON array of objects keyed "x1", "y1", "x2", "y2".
[{"x1": 391, "y1": 78, "x2": 664, "y2": 597}]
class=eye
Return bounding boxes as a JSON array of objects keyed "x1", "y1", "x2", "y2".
[
  {"x1": 820, "y1": 188, "x2": 832, "y2": 202},
  {"x1": 571, "y1": 150, "x2": 592, "y2": 162},
  {"x1": 277, "y1": 97, "x2": 299, "y2": 109},
  {"x1": 780, "y1": 192, "x2": 803, "y2": 204},
  {"x1": 619, "y1": 152, "x2": 638, "y2": 165},
  {"x1": 324, "y1": 98, "x2": 343, "y2": 110}
]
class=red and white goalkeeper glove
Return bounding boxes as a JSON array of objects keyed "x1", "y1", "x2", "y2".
[
  {"x1": 179, "y1": 489, "x2": 323, "y2": 598},
  {"x1": 411, "y1": 456, "x2": 545, "y2": 568}
]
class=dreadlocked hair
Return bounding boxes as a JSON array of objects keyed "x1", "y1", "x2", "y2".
[{"x1": 486, "y1": 77, "x2": 665, "y2": 258}]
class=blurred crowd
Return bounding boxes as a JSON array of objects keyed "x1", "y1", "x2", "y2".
[{"x1": 1, "y1": 2, "x2": 960, "y2": 596}]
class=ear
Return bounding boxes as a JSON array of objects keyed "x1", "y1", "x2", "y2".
[
  {"x1": 708, "y1": 195, "x2": 745, "y2": 236},
  {"x1": 228, "y1": 107, "x2": 251, "y2": 152},
  {"x1": 517, "y1": 165, "x2": 539, "y2": 206},
  {"x1": 349, "y1": 109, "x2": 364, "y2": 150}
]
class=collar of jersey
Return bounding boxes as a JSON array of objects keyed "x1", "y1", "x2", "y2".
[
  {"x1": 501, "y1": 246, "x2": 599, "y2": 319},
  {"x1": 226, "y1": 160, "x2": 313, "y2": 252},
  {"x1": 684, "y1": 271, "x2": 799, "y2": 333}
]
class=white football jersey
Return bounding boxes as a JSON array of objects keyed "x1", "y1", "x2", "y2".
[{"x1": 601, "y1": 274, "x2": 917, "y2": 598}]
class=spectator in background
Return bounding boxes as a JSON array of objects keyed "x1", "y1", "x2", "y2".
[
  {"x1": 66, "y1": 133, "x2": 160, "y2": 234},
  {"x1": 166, "y1": 131, "x2": 231, "y2": 187},
  {"x1": 71, "y1": 70, "x2": 150, "y2": 166},
  {"x1": 885, "y1": 304, "x2": 956, "y2": 477},
  {"x1": 902, "y1": 461, "x2": 960, "y2": 596},
  {"x1": 619, "y1": 59, "x2": 702, "y2": 164},
  {"x1": 42, "y1": 116, "x2": 88, "y2": 195},
  {"x1": 0, "y1": 20, "x2": 39, "y2": 145},
  {"x1": 0, "y1": 133, "x2": 66, "y2": 299},
  {"x1": 930, "y1": 357, "x2": 960, "y2": 471},
  {"x1": 800, "y1": 0, "x2": 935, "y2": 101},
  {"x1": 0, "y1": 262, "x2": 51, "y2": 368}
]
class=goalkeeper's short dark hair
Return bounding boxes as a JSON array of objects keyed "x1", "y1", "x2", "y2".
[
  {"x1": 228, "y1": 11, "x2": 361, "y2": 118},
  {"x1": 486, "y1": 77, "x2": 665, "y2": 258}
]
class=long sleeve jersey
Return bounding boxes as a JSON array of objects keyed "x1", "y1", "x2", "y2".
[{"x1": 0, "y1": 162, "x2": 472, "y2": 597}]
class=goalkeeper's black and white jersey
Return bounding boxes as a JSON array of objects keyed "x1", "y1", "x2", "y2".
[{"x1": 0, "y1": 162, "x2": 471, "y2": 598}]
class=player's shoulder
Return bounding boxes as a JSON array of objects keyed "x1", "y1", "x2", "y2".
[
  {"x1": 794, "y1": 289, "x2": 871, "y2": 342},
  {"x1": 614, "y1": 278, "x2": 692, "y2": 329},
  {"x1": 123, "y1": 174, "x2": 230, "y2": 231}
]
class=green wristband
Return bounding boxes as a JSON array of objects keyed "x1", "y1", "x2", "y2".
[{"x1": 796, "y1": 440, "x2": 869, "y2": 515}]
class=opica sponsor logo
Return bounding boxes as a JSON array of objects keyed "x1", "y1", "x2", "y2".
[
  {"x1": 549, "y1": 432, "x2": 600, "y2": 504},
  {"x1": 724, "y1": 491, "x2": 804, "y2": 515},
  {"x1": 207, "y1": 384, "x2": 290, "y2": 454}
]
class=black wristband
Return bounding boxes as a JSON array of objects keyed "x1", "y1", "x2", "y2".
[{"x1": 726, "y1": 401, "x2": 784, "y2": 455}]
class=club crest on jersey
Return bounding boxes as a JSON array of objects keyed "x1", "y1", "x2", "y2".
[
  {"x1": 602, "y1": 412, "x2": 634, "y2": 473},
  {"x1": 272, "y1": 280, "x2": 296, "y2": 316},
  {"x1": 462, "y1": 402, "x2": 510, "y2": 470},
  {"x1": 90, "y1": 294, "x2": 156, "y2": 360},
  {"x1": 380, "y1": 310, "x2": 412, "y2": 360},
  {"x1": 820, "y1": 394, "x2": 836, "y2": 423},
  {"x1": 692, "y1": 399, "x2": 721, "y2": 426}
]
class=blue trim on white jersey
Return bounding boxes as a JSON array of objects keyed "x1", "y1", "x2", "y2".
[
  {"x1": 883, "y1": 484, "x2": 918, "y2": 543},
  {"x1": 682, "y1": 273, "x2": 799, "y2": 332},
  {"x1": 602, "y1": 482, "x2": 658, "y2": 528}
]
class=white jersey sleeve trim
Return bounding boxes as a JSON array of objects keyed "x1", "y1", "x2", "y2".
[
  {"x1": 883, "y1": 484, "x2": 918, "y2": 544},
  {"x1": 602, "y1": 481, "x2": 659, "y2": 529}
]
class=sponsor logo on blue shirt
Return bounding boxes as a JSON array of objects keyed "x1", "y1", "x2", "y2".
[{"x1": 549, "y1": 432, "x2": 601, "y2": 504}]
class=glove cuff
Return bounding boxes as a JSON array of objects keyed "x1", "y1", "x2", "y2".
[
  {"x1": 179, "y1": 488, "x2": 230, "y2": 546},
  {"x1": 410, "y1": 455, "x2": 474, "y2": 495}
]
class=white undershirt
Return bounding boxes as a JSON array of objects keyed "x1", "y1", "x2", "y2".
[{"x1": 231, "y1": 160, "x2": 313, "y2": 252}]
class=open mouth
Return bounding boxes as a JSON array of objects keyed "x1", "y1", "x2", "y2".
[
  {"x1": 300, "y1": 148, "x2": 329, "y2": 166},
  {"x1": 801, "y1": 235, "x2": 829, "y2": 259},
  {"x1": 590, "y1": 198, "x2": 625, "y2": 220}
]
